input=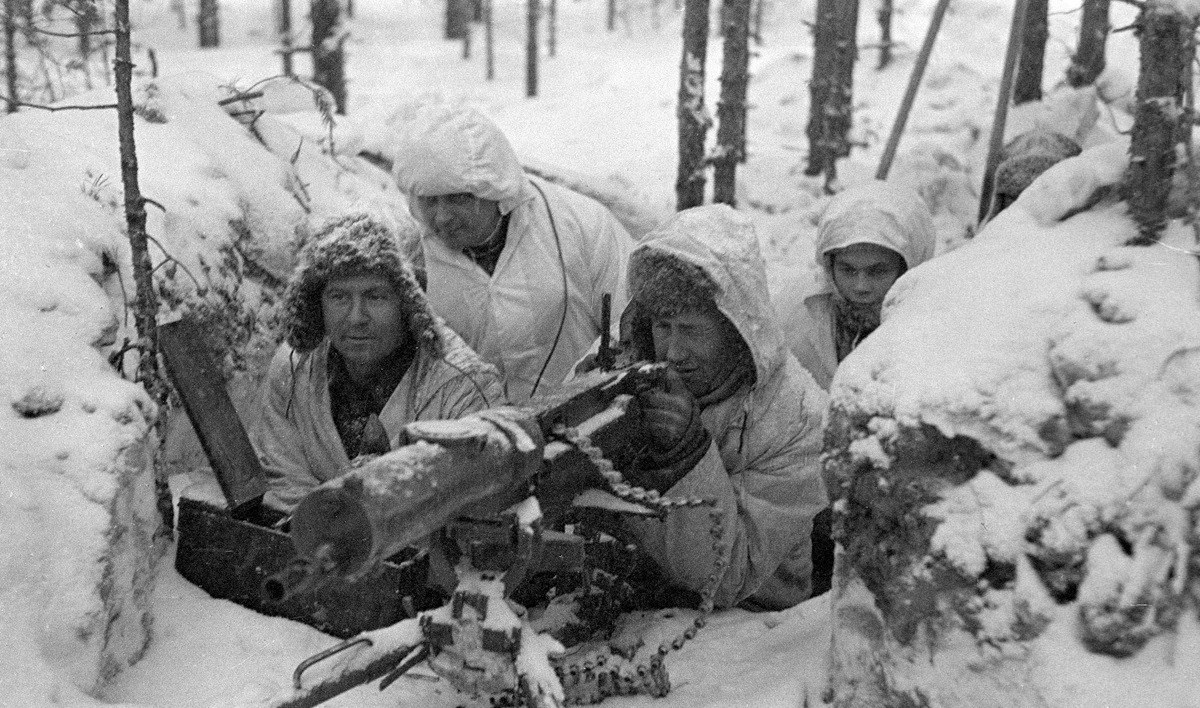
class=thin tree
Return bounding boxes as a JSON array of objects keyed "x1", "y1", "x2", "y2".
[
  {"x1": 548, "y1": 0, "x2": 556, "y2": 58},
  {"x1": 4, "y1": 0, "x2": 17, "y2": 113},
  {"x1": 114, "y1": 0, "x2": 172, "y2": 531},
  {"x1": 607, "y1": 0, "x2": 615, "y2": 32},
  {"x1": 1013, "y1": 0, "x2": 1047, "y2": 105},
  {"x1": 1125, "y1": 0, "x2": 1198, "y2": 245},
  {"x1": 977, "y1": 0, "x2": 1031, "y2": 223},
  {"x1": 484, "y1": 0, "x2": 494, "y2": 80},
  {"x1": 446, "y1": 0, "x2": 468, "y2": 39},
  {"x1": 1067, "y1": 0, "x2": 1110, "y2": 87},
  {"x1": 198, "y1": 0, "x2": 219, "y2": 47},
  {"x1": 751, "y1": 0, "x2": 765, "y2": 45},
  {"x1": 805, "y1": 0, "x2": 859, "y2": 187},
  {"x1": 713, "y1": 0, "x2": 751, "y2": 206},
  {"x1": 877, "y1": 0, "x2": 893, "y2": 70},
  {"x1": 526, "y1": 0, "x2": 538, "y2": 97},
  {"x1": 675, "y1": 0, "x2": 711, "y2": 209},
  {"x1": 311, "y1": 0, "x2": 346, "y2": 114},
  {"x1": 279, "y1": 0, "x2": 293, "y2": 76},
  {"x1": 73, "y1": 0, "x2": 100, "y2": 64}
]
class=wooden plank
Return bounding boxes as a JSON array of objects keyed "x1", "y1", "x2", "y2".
[{"x1": 159, "y1": 319, "x2": 267, "y2": 516}]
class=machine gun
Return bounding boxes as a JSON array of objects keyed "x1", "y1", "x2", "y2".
[{"x1": 160, "y1": 317, "x2": 724, "y2": 708}]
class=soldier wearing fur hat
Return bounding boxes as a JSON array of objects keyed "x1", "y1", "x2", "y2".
[
  {"x1": 391, "y1": 105, "x2": 634, "y2": 402},
  {"x1": 615, "y1": 204, "x2": 829, "y2": 610},
  {"x1": 250, "y1": 213, "x2": 503, "y2": 512}
]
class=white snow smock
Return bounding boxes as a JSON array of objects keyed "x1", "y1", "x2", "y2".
[
  {"x1": 251, "y1": 326, "x2": 503, "y2": 511},
  {"x1": 391, "y1": 106, "x2": 634, "y2": 401},
  {"x1": 625, "y1": 205, "x2": 830, "y2": 610},
  {"x1": 774, "y1": 181, "x2": 936, "y2": 390}
]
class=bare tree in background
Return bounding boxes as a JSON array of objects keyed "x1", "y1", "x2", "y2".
[
  {"x1": 1067, "y1": 0, "x2": 1110, "y2": 87},
  {"x1": 713, "y1": 0, "x2": 750, "y2": 206},
  {"x1": 675, "y1": 0, "x2": 711, "y2": 209},
  {"x1": 1013, "y1": 0, "x2": 1047, "y2": 104},
  {"x1": 548, "y1": 0, "x2": 556, "y2": 58},
  {"x1": 198, "y1": 0, "x2": 219, "y2": 47},
  {"x1": 526, "y1": 0, "x2": 538, "y2": 97},
  {"x1": 607, "y1": 0, "x2": 615, "y2": 32},
  {"x1": 877, "y1": 0, "x2": 893, "y2": 69},
  {"x1": 751, "y1": 0, "x2": 765, "y2": 45},
  {"x1": 805, "y1": 0, "x2": 859, "y2": 187},
  {"x1": 279, "y1": 0, "x2": 294, "y2": 76},
  {"x1": 311, "y1": 0, "x2": 346, "y2": 113},
  {"x1": 4, "y1": 0, "x2": 17, "y2": 112},
  {"x1": 1125, "y1": 0, "x2": 1197, "y2": 245},
  {"x1": 485, "y1": 0, "x2": 494, "y2": 80},
  {"x1": 446, "y1": 0, "x2": 469, "y2": 39}
]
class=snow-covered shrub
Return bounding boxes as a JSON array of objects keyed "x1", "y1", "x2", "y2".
[{"x1": 826, "y1": 140, "x2": 1200, "y2": 707}]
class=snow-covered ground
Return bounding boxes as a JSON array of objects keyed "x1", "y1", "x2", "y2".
[{"x1": 0, "y1": 0, "x2": 1155, "y2": 706}]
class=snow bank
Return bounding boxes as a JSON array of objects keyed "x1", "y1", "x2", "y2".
[{"x1": 826, "y1": 140, "x2": 1200, "y2": 706}]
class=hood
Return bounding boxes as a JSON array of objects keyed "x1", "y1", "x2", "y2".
[
  {"x1": 626, "y1": 204, "x2": 786, "y2": 383},
  {"x1": 814, "y1": 181, "x2": 936, "y2": 286},
  {"x1": 281, "y1": 213, "x2": 441, "y2": 356},
  {"x1": 390, "y1": 105, "x2": 531, "y2": 215}
]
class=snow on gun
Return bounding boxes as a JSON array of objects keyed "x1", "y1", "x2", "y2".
[{"x1": 262, "y1": 362, "x2": 689, "y2": 708}]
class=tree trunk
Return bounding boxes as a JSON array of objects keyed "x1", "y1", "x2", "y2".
[
  {"x1": 280, "y1": 0, "x2": 293, "y2": 76},
  {"x1": 675, "y1": 0, "x2": 712, "y2": 210},
  {"x1": 311, "y1": 0, "x2": 347, "y2": 114},
  {"x1": 446, "y1": 0, "x2": 469, "y2": 39},
  {"x1": 473, "y1": 0, "x2": 483, "y2": 22},
  {"x1": 463, "y1": 18, "x2": 471, "y2": 59},
  {"x1": 1013, "y1": 0, "x2": 1047, "y2": 105},
  {"x1": 1124, "y1": 1, "x2": 1197, "y2": 245},
  {"x1": 526, "y1": 0, "x2": 538, "y2": 97},
  {"x1": 877, "y1": 0, "x2": 893, "y2": 70},
  {"x1": 485, "y1": 0, "x2": 494, "y2": 80},
  {"x1": 751, "y1": 0, "x2": 765, "y2": 45},
  {"x1": 548, "y1": 0, "x2": 556, "y2": 58},
  {"x1": 75, "y1": 0, "x2": 100, "y2": 61},
  {"x1": 713, "y1": 0, "x2": 751, "y2": 206},
  {"x1": 4, "y1": 0, "x2": 17, "y2": 113},
  {"x1": 1068, "y1": 0, "x2": 1110, "y2": 87},
  {"x1": 345, "y1": 0, "x2": 354, "y2": 18},
  {"x1": 607, "y1": 0, "x2": 616, "y2": 32},
  {"x1": 804, "y1": 0, "x2": 859, "y2": 186},
  {"x1": 198, "y1": 0, "x2": 219, "y2": 48},
  {"x1": 113, "y1": 0, "x2": 172, "y2": 532}
]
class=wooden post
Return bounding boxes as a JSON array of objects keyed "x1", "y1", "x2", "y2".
[
  {"x1": 1013, "y1": 0, "x2": 1048, "y2": 105},
  {"x1": 713, "y1": 0, "x2": 751, "y2": 206},
  {"x1": 876, "y1": 0, "x2": 951, "y2": 180},
  {"x1": 1125, "y1": 1, "x2": 1198, "y2": 245},
  {"x1": 526, "y1": 0, "x2": 538, "y2": 97},
  {"x1": 1068, "y1": 0, "x2": 1110, "y2": 87},
  {"x1": 4, "y1": 0, "x2": 17, "y2": 113},
  {"x1": 675, "y1": 0, "x2": 712, "y2": 210},
  {"x1": 977, "y1": 0, "x2": 1031, "y2": 224}
]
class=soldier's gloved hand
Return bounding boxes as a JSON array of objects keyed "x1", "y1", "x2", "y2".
[{"x1": 633, "y1": 368, "x2": 710, "y2": 492}]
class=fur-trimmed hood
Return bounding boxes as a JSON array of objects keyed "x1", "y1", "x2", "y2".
[
  {"x1": 627, "y1": 204, "x2": 786, "y2": 384},
  {"x1": 282, "y1": 213, "x2": 441, "y2": 356},
  {"x1": 390, "y1": 105, "x2": 532, "y2": 216}
]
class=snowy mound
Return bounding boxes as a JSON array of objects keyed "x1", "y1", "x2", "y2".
[{"x1": 825, "y1": 141, "x2": 1200, "y2": 707}]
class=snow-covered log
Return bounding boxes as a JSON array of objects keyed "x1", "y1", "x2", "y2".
[{"x1": 826, "y1": 141, "x2": 1200, "y2": 706}]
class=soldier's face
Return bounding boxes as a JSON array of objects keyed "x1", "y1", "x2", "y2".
[
  {"x1": 830, "y1": 243, "x2": 906, "y2": 306},
  {"x1": 409, "y1": 193, "x2": 503, "y2": 252},
  {"x1": 650, "y1": 305, "x2": 744, "y2": 398},
  {"x1": 322, "y1": 273, "x2": 407, "y2": 377}
]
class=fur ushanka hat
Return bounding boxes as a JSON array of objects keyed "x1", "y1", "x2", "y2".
[{"x1": 281, "y1": 213, "x2": 441, "y2": 356}]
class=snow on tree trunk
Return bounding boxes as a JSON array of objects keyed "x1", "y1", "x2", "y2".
[
  {"x1": 712, "y1": 0, "x2": 750, "y2": 206},
  {"x1": 804, "y1": 0, "x2": 859, "y2": 187},
  {"x1": 446, "y1": 0, "x2": 469, "y2": 40},
  {"x1": 1124, "y1": 0, "x2": 1197, "y2": 246},
  {"x1": 198, "y1": 0, "x2": 219, "y2": 48},
  {"x1": 311, "y1": 0, "x2": 347, "y2": 114},
  {"x1": 826, "y1": 143, "x2": 1200, "y2": 707},
  {"x1": 1067, "y1": 0, "x2": 1110, "y2": 88},
  {"x1": 1013, "y1": 0, "x2": 1048, "y2": 105},
  {"x1": 675, "y1": 0, "x2": 711, "y2": 210},
  {"x1": 4, "y1": 0, "x2": 16, "y2": 113},
  {"x1": 526, "y1": 0, "x2": 538, "y2": 98},
  {"x1": 877, "y1": 0, "x2": 893, "y2": 70}
]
